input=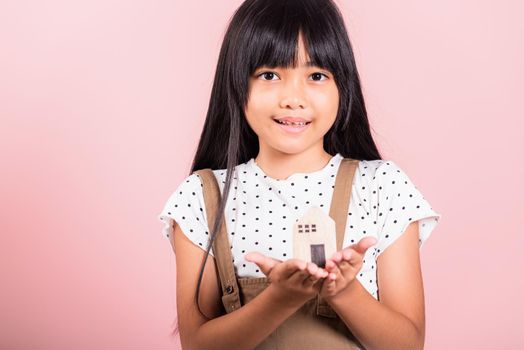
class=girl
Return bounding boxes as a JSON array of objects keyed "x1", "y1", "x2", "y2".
[{"x1": 158, "y1": 0, "x2": 441, "y2": 349}]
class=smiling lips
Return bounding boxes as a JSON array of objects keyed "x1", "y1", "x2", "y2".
[
  {"x1": 273, "y1": 117, "x2": 311, "y2": 133},
  {"x1": 274, "y1": 116, "x2": 311, "y2": 124}
]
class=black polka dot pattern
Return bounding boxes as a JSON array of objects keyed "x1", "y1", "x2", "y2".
[
  {"x1": 372, "y1": 161, "x2": 441, "y2": 260},
  {"x1": 158, "y1": 154, "x2": 441, "y2": 300}
]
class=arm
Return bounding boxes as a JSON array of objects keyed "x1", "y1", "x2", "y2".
[
  {"x1": 171, "y1": 222, "x2": 305, "y2": 350},
  {"x1": 325, "y1": 221, "x2": 425, "y2": 350}
]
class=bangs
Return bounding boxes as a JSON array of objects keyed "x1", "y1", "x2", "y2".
[{"x1": 233, "y1": 0, "x2": 346, "y2": 76}]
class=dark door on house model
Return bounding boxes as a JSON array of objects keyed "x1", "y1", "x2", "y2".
[{"x1": 310, "y1": 244, "x2": 326, "y2": 268}]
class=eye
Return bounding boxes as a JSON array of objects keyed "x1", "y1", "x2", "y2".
[
  {"x1": 257, "y1": 71, "x2": 279, "y2": 81},
  {"x1": 309, "y1": 72, "x2": 329, "y2": 81},
  {"x1": 256, "y1": 71, "x2": 330, "y2": 81}
]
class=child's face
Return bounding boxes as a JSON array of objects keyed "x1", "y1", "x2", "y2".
[{"x1": 244, "y1": 34, "x2": 339, "y2": 156}]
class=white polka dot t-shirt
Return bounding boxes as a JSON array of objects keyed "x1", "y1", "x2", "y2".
[{"x1": 158, "y1": 153, "x2": 442, "y2": 300}]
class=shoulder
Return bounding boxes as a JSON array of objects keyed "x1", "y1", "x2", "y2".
[
  {"x1": 355, "y1": 159, "x2": 415, "y2": 192},
  {"x1": 355, "y1": 159, "x2": 389, "y2": 176},
  {"x1": 366, "y1": 159, "x2": 441, "y2": 256},
  {"x1": 358, "y1": 158, "x2": 429, "y2": 211},
  {"x1": 172, "y1": 160, "x2": 256, "y2": 201},
  {"x1": 158, "y1": 172, "x2": 210, "y2": 245},
  {"x1": 351, "y1": 159, "x2": 402, "y2": 187},
  {"x1": 165, "y1": 164, "x2": 241, "y2": 218},
  {"x1": 176, "y1": 167, "x2": 227, "y2": 191},
  {"x1": 179, "y1": 172, "x2": 204, "y2": 191},
  {"x1": 349, "y1": 159, "x2": 411, "y2": 212},
  {"x1": 356, "y1": 159, "x2": 401, "y2": 177},
  {"x1": 163, "y1": 172, "x2": 208, "y2": 208},
  {"x1": 158, "y1": 164, "x2": 249, "y2": 254}
]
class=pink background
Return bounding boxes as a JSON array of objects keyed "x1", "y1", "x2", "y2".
[{"x1": 1, "y1": 0, "x2": 522, "y2": 349}]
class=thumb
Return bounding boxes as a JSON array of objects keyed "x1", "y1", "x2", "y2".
[
  {"x1": 355, "y1": 236, "x2": 378, "y2": 255},
  {"x1": 245, "y1": 252, "x2": 281, "y2": 277}
]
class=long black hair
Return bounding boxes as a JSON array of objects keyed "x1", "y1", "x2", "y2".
[{"x1": 171, "y1": 0, "x2": 382, "y2": 336}]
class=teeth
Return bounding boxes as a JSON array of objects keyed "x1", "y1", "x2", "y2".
[{"x1": 276, "y1": 120, "x2": 309, "y2": 126}]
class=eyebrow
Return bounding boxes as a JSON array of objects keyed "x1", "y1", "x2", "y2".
[
  {"x1": 291, "y1": 60, "x2": 320, "y2": 68},
  {"x1": 302, "y1": 61, "x2": 316, "y2": 67},
  {"x1": 258, "y1": 61, "x2": 324, "y2": 70},
  {"x1": 293, "y1": 61, "x2": 332, "y2": 74}
]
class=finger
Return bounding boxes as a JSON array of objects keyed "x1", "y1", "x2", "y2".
[
  {"x1": 324, "y1": 275, "x2": 337, "y2": 292},
  {"x1": 245, "y1": 251, "x2": 283, "y2": 265},
  {"x1": 303, "y1": 273, "x2": 318, "y2": 287},
  {"x1": 342, "y1": 249, "x2": 353, "y2": 261},
  {"x1": 307, "y1": 262, "x2": 329, "y2": 279},
  {"x1": 245, "y1": 252, "x2": 281, "y2": 276},
  {"x1": 283, "y1": 259, "x2": 307, "y2": 277},
  {"x1": 288, "y1": 264, "x2": 311, "y2": 284},
  {"x1": 335, "y1": 249, "x2": 360, "y2": 268},
  {"x1": 342, "y1": 248, "x2": 362, "y2": 266},
  {"x1": 330, "y1": 251, "x2": 343, "y2": 263},
  {"x1": 326, "y1": 258, "x2": 349, "y2": 276},
  {"x1": 325, "y1": 259, "x2": 337, "y2": 271},
  {"x1": 338, "y1": 257, "x2": 355, "y2": 270},
  {"x1": 306, "y1": 261, "x2": 319, "y2": 276},
  {"x1": 327, "y1": 271, "x2": 338, "y2": 281},
  {"x1": 302, "y1": 262, "x2": 325, "y2": 286},
  {"x1": 290, "y1": 259, "x2": 323, "y2": 284},
  {"x1": 315, "y1": 267, "x2": 328, "y2": 279},
  {"x1": 354, "y1": 236, "x2": 378, "y2": 254},
  {"x1": 305, "y1": 272, "x2": 326, "y2": 287},
  {"x1": 324, "y1": 261, "x2": 340, "y2": 281}
]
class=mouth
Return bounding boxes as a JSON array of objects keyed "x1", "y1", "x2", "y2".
[
  {"x1": 273, "y1": 118, "x2": 311, "y2": 134},
  {"x1": 273, "y1": 119, "x2": 312, "y2": 127}
]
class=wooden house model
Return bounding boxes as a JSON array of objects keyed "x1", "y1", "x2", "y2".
[{"x1": 292, "y1": 206, "x2": 337, "y2": 268}]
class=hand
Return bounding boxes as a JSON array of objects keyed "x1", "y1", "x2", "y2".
[
  {"x1": 245, "y1": 252, "x2": 328, "y2": 308},
  {"x1": 319, "y1": 236, "x2": 378, "y2": 301}
]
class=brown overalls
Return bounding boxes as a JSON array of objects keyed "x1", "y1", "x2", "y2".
[{"x1": 194, "y1": 158, "x2": 365, "y2": 349}]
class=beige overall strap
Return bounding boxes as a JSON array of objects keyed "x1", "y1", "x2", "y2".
[
  {"x1": 194, "y1": 169, "x2": 242, "y2": 313},
  {"x1": 316, "y1": 158, "x2": 359, "y2": 317},
  {"x1": 330, "y1": 158, "x2": 359, "y2": 251}
]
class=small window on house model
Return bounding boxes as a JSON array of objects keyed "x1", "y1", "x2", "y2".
[{"x1": 298, "y1": 224, "x2": 317, "y2": 233}]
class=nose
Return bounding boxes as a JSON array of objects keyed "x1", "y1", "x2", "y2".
[
  {"x1": 279, "y1": 79, "x2": 307, "y2": 109},
  {"x1": 280, "y1": 96, "x2": 305, "y2": 109}
]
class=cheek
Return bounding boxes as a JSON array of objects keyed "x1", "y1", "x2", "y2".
[
  {"x1": 245, "y1": 90, "x2": 275, "y2": 122},
  {"x1": 249, "y1": 89, "x2": 274, "y2": 111},
  {"x1": 326, "y1": 85, "x2": 340, "y2": 111},
  {"x1": 314, "y1": 89, "x2": 339, "y2": 121},
  {"x1": 326, "y1": 89, "x2": 340, "y2": 122}
]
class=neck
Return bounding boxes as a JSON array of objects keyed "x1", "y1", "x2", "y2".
[{"x1": 254, "y1": 148, "x2": 334, "y2": 180}]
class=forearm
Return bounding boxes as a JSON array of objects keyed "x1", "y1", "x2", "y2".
[
  {"x1": 193, "y1": 285, "x2": 301, "y2": 350},
  {"x1": 326, "y1": 280, "x2": 423, "y2": 350}
]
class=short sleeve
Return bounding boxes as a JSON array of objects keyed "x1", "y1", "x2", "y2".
[
  {"x1": 374, "y1": 160, "x2": 442, "y2": 257},
  {"x1": 157, "y1": 173, "x2": 214, "y2": 257}
]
